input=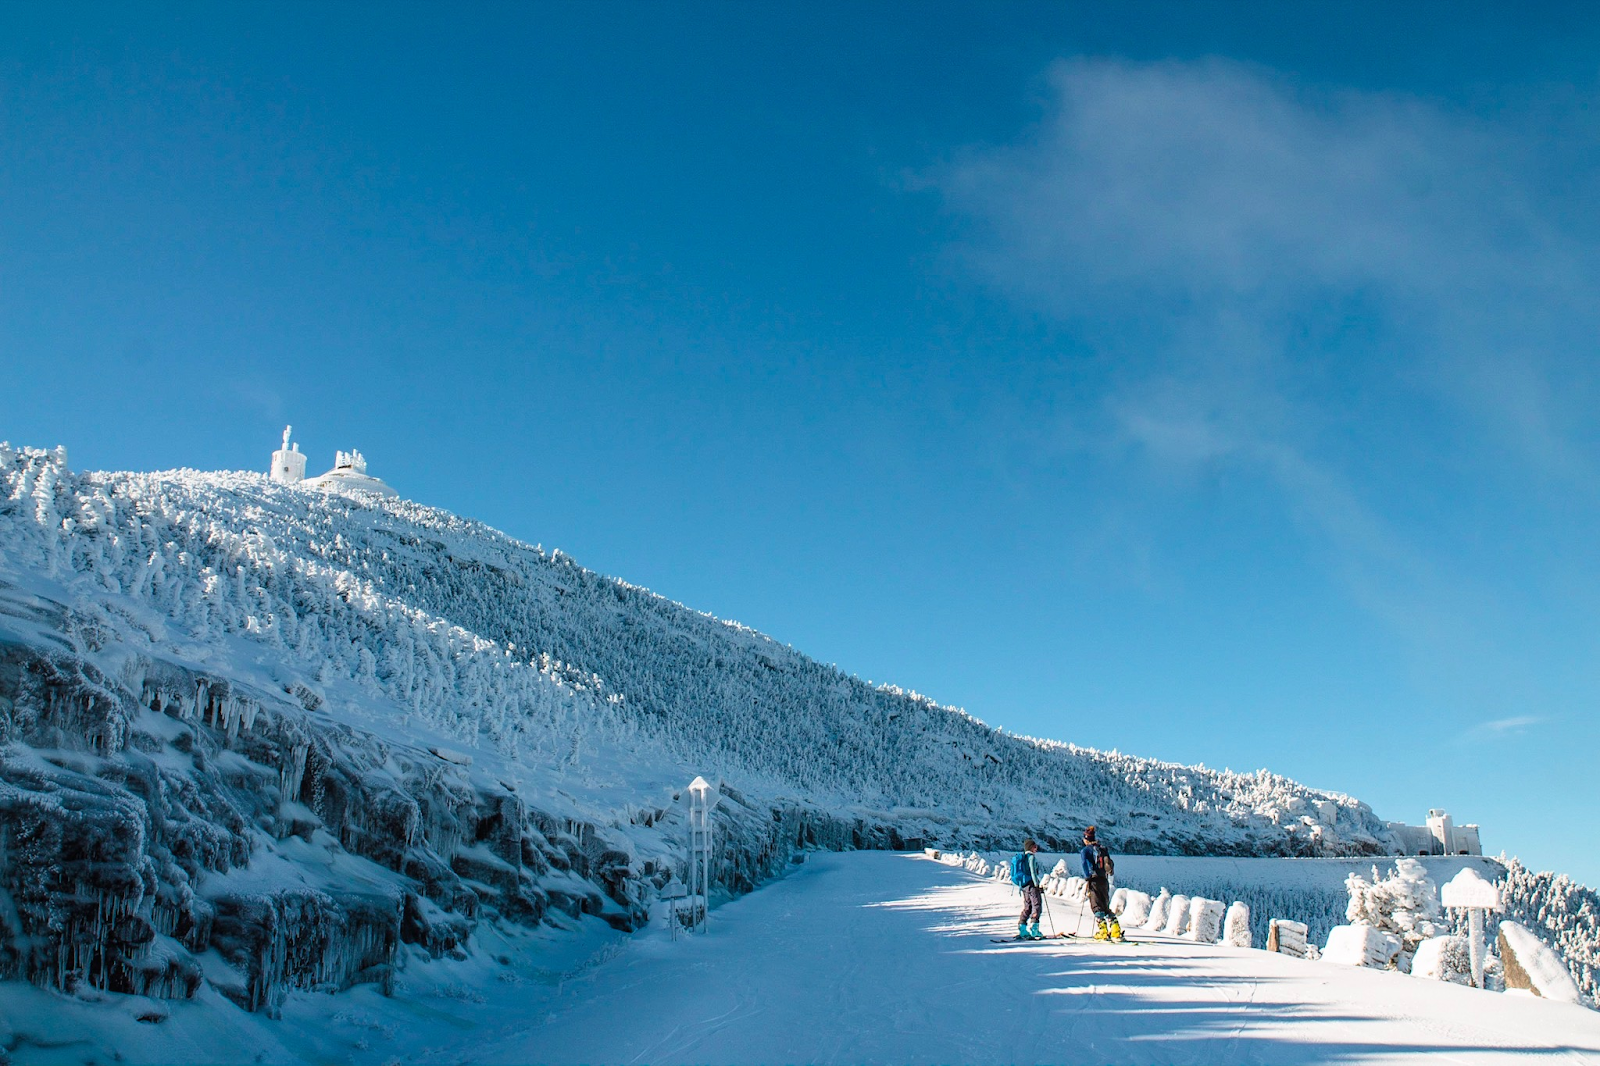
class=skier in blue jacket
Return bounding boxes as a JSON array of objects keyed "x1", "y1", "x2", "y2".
[
  {"x1": 1081, "y1": 826, "x2": 1123, "y2": 941},
  {"x1": 1009, "y1": 838, "x2": 1045, "y2": 939}
]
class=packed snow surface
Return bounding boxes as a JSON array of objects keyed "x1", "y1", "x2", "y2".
[{"x1": 7, "y1": 854, "x2": 1597, "y2": 1066}]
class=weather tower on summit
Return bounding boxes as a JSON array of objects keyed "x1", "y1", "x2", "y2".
[
  {"x1": 267, "y1": 426, "x2": 399, "y2": 498},
  {"x1": 269, "y1": 426, "x2": 307, "y2": 485}
]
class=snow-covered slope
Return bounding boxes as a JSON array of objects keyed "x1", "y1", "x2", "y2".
[{"x1": 0, "y1": 443, "x2": 1403, "y2": 1014}]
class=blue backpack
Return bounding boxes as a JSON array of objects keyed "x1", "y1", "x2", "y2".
[{"x1": 1009, "y1": 852, "x2": 1032, "y2": 887}]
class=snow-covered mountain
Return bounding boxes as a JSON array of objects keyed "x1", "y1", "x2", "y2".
[{"x1": 0, "y1": 443, "x2": 1400, "y2": 1014}]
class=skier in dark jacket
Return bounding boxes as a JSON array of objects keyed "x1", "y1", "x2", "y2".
[
  {"x1": 1009, "y1": 838, "x2": 1045, "y2": 939},
  {"x1": 1080, "y1": 826, "x2": 1123, "y2": 942}
]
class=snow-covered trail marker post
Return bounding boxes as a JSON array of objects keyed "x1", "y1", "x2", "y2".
[
  {"x1": 1440, "y1": 866, "x2": 1502, "y2": 988},
  {"x1": 686, "y1": 775, "x2": 720, "y2": 934}
]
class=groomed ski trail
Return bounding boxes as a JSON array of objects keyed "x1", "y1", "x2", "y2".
[{"x1": 458, "y1": 852, "x2": 1600, "y2": 1066}]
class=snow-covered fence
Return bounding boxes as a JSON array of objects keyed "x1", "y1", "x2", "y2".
[
  {"x1": 1267, "y1": 919, "x2": 1311, "y2": 959},
  {"x1": 1120, "y1": 890, "x2": 1153, "y2": 928},
  {"x1": 1106, "y1": 870, "x2": 1348, "y2": 950},
  {"x1": 1225, "y1": 902, "x2": 1252, "y2": 948},
  {"x1": 935, "y1": 851, "x2": 1002, "y2": 881},
  {"x1": 1144, "y1": 889, "x2": 1172, "y2": 932},
  {"x1": 1163, "y1": 895, "x2": 1192, "y2": 937},
  {"x1": 1186, "y1": 898, "x2": 1225, "y2": 943}
]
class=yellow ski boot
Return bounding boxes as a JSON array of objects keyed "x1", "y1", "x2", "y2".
[
  {"x1": 1093, "y1": 919, "x2": 1110, "y2": 941},
  {"x1": 1108, "y1": 919, "x2": 1125, "y2": 943}
]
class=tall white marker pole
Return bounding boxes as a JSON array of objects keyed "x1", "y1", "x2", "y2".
[{"x1": 687, "y1": 776, "x2": 720, "y2": 934}]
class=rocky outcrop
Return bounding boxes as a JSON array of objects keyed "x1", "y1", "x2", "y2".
[
  {"x1": 1499, "y1": 922, "x2": 1583, "y2": 1004},
  {"x1": 0, "y1": 634, "x2": 916, "y2": 1014}
]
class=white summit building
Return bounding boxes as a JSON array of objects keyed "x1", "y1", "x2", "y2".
[
  {"x1": 268, "y1": 426, "x2": 398, "y2": 498},
  {"x1": 1385, "y1": 808, "x2": 1482, "y2": 856}
]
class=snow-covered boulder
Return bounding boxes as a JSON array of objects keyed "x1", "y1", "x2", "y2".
[
  {"x1": 1163, "y1": 894, "x2": 1192, "y2": 937},
  {"x1": 1121, "y1": 890, "x2": 1153, "y2": 929},
  {"x1": 1143, "y1": 889, "x2": 1172, "y2": 932},
  {"x1": 1111, "y1": 887, "x2": 1129, "y2": 915},
  {"x1": 1224, "y1": 902, "x2": 1252, "y2": 948},
  {"x1": 1498, "y1": 922, "x2": 1582, "y2": 1004},
  {"x1": 1050, "y1": 859, "x2": 1071, "y2": 878},
  {"x1": 1186, "y1": 898, "x2": 1224, "y2": 943},
  {"x1": 1268, "y1": 919, "x2": 1310, "y2": 958},
  {"x1": 1324, "y1": 925, "x2": 1402, "y2": 969},
  {"x1": 1411, "y1": 935, "x2": 1471, "y2": 985},
  {"x1": 1063, "y1": 876, "x2": 1087, "y2": 901}
]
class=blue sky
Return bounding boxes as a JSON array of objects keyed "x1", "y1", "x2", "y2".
[{"x1": 3, "y1": 3, "x2": 1597, "y2": 882}]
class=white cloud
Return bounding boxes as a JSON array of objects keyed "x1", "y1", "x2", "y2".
[
  {"x1": 932, "y1": 57, "x2": 1597, "y2": 486},
  {"x1": 927, "y1": 57, "x2": 1600, "y2": 693},
  {"x1": 1467, "y1": 715, "x2": 1545, "y2": 739}
]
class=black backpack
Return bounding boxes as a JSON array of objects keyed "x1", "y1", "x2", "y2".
[{"x1": 1093, "y1": 843, "x2": 1114, "y2": 878}]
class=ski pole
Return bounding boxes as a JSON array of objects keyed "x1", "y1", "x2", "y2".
[{"x1": 1041, "y1": 891, "x2": 1057, "y2": 937}]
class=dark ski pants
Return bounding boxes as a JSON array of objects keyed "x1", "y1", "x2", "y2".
[
  {"x1": 1087, "y1": 874, "x2": 1112, "y2": 920},
  {"x1": 1019, "y1": 884, "x2": 1042, "y2": 924}
]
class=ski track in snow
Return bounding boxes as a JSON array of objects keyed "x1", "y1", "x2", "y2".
[{"x1": 454, "y1": 854, "x2": 1600, "y2": 1066}]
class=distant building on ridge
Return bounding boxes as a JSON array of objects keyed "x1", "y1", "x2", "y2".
[
  {"x1": 1385, "y1": 809, "x2": 1482, "y2": 856},
  {"x1": 268, "y1": 426, "x2": 398, "y2": 498}
]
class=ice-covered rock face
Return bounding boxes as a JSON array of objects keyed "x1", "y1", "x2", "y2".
[{"x1": 0, "y1": 633, "x2": 880, "y2": 1013}]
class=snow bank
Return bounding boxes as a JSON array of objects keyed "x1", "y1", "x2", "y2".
[{"x1": 1324, "y1": 925, "x2": 1402, "y2": 969}]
